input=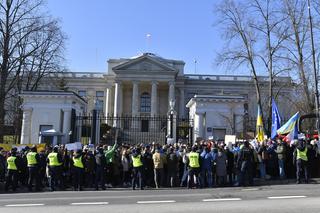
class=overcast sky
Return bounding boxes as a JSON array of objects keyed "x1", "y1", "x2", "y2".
[{"x1": 46, "y1": 0, "x2": 235, "y2": 75}]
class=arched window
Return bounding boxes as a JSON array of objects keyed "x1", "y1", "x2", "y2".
[{"x1": 140, "y1": 92, "x2": 151, "y2": 112}]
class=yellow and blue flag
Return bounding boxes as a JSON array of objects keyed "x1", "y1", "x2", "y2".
[
  {"x1": 256, "y1": 105, "x2": 264, "y2": 142},
  {"x1": 277, "y1": 112, "x2": 300, "y2": 135},
  {"x1": 284, "y1": 122, "x2": 298, "y2": 144}
]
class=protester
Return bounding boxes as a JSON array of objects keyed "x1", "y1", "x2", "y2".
[{"x1": 1, "y1": 136, "x2": 320, "y2": 193}]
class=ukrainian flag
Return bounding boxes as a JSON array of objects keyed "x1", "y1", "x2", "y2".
[
  {"x1": 277, "y1": 112, "x2": 300, "y2": 135},
  {"x1": 256, "y1": 105, "x2": 265, "y2": 142}
]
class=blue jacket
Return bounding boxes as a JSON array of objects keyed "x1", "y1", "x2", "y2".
[{"x1": 200, "y1": 150, "x2": 214, "y2": 170}]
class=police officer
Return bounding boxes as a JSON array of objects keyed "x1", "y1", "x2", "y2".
[
  {"x1": 131, "y1": 148, "x2": 144, "y2": 190},
  {"x1": 0, "y1": 147, "x2": 5, "y2": 182},
  {"x1": 47, "y1": 146, "x2": 63, "y2": 191},
  {"x1": 72, "y1": 149, "x2": 85, "y2": 191},
  {"x1": 237, "y1": 141, "x2": 254, "y2": 186},
  {"x1": 294, "y1": 139, "x2": 309, "y2": 184},
  {"x1": 38, "y1": 148, "x2": 47, "y2": 188},
  {"x1": 5, "y1": 148, "x2": 19, "y2": 192},
  {"x1": 95, "y1": 147, "x2": 106, "y2": 190},
  {"x1": 27, "y1": 146, "x2": 41, "y2": 191},
  {"x1": 187, "y1": 146, "x2": 200, "y2": 189}
]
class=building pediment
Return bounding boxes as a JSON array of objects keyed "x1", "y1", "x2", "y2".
[{"x1": 112, "y1": 54, "x2": 178, "y2": 74}]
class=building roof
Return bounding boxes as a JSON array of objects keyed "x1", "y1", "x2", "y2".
[
  {"x1": 186, "y1": 94, "x2": 246, "y2": 108},
  {"x1": 20, "y1": 90, "x2": 87, "y2": 104}
]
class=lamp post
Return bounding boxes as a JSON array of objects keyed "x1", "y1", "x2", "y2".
[
  {"x1": 167, "y1": 99, "x2": 176, "y2": 144},
  {"x1": 307, "y1": 0, "x2": 320, "y2": 136}
]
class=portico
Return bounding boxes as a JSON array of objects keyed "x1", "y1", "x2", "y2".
[{"x1": 105, "y1": 53, "x2": 184, "y2": 121}]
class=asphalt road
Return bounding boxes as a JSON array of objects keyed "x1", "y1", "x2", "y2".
[{"x1": 0, "y1": 184, "x2": 319, "y2": 213}]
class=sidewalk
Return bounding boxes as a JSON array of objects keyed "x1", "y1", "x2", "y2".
[
  {"x1": 253, "y1": 178, "x2": 320, "y2": 186},
  {"x1": 1, "y1": 178, "x2": 320, "y2": 193}
]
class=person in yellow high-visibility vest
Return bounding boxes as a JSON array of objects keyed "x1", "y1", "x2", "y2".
[
  {"x1": 26, "y1": 146, "x2": 41, "y2": 191},
  {"x1": 5, "y1": 148, "x2": 19, "y2": 192},
  {"x1": 187, "y1": 146, "x2": 201, "y2": 189},
  {"x1": 72, "y1": 149, "x2": 85, "y2": 191},
  {"x1": 131, "y1": 148, "x2": 144, "y2": 190},
  {"x1": 294, "y1": 139, "x2": 309, "y2": 184},
  {"x1": 46, "y1": 146, "x2": 63, "y2": 191}
]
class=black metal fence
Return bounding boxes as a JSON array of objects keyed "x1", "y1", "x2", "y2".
[{"x1": 76, "y1": 114, "x2": 193, "y2": 145}]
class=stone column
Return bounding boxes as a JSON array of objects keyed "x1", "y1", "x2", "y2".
[
  {"x1": 168, "y1": 81, "x2": 175, "y2": 109},
  {"x1": 104, "y1": 87, "x2": 112, "y2": 117},
  {"x1": 132, "y1": 81, "x2": 139, "y2": 116},
  {"x1": 113, "y1": 81, "x2": 122, "y2": 116},
  {"x1": 179, "y1": 88, "x2": 185, "y2": 118},
  {"x1": 113, "y1": 81, "x2": 122, "y2": 127},
  {"x1": 194, "y1": 112, "x2": 204, "y2": 143},
  {"x1": 151, "y1": 81, "x2": 158, "y2": 116},
  {"x1": 21, "y1": 108, "x2": 32, "y2": 144},
  {"x1": 62, "y1": 109, "x2": 71, "y2": 143}
]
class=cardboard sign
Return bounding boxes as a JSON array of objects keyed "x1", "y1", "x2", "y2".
[
  {"x1": 224, "y1": 135, "x2": 236, "y2": 144},
  {"x1": 65, "y1": 142, "x2": 82, "y2": 151},
  {"x1": 167, "y1": 138, "x2": 174, "y2": 145}
]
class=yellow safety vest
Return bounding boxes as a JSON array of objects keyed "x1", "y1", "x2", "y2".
[
  {"x1": 27, "y1": 152, "x2": 38, "y2": 166},
  {"x1": 7, "y1": 156, "x2": 17, "y2": 170},
  {"x1": 132, "y1": 155, "x2": 143, "y2": 168},
  {"x1": 189, "y1": 152, "x2": 200, "y2": 168},
  {"x1": 73, "y1": 156, "x2": 84, "y2": 169},
  {"x1": 48, "y1": 152, "x2": 62, "y2": 166},
  {"x1": 297, "y1": 147, "x2": 308, "y2": 161}
]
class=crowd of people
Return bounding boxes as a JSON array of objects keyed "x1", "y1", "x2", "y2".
[{"x1": 0, "y1": 137, "x2": 319, "y2": 192}]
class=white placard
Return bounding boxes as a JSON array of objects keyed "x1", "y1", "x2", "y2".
[
  {"x1": 65, "y1": 142, "x2": 83, "y2": 151},
  {"x1": 167, "y1": 138, "x2": 174, "y2": 145},
  {"x1": 224, "y1": 135, "x2": 236, "y2": 144}
]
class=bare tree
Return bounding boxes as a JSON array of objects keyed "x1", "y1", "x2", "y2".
[
  {"x1": 281, "y1": 0, "x2": 314, "y2": 113},
  {"x1": 215, "y1": 0, "x2": 264, "y2": 122},
  {"x1": 0, "y1": 0, "x2": 66, "y2": 143},
  {"x1": 248, "y1": 0, "x2": 290, "y2": 135}
]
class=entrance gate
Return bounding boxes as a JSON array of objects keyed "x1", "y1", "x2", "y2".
[{"x1": 76, "y1": 114, "x2": 193, "y2": 145}]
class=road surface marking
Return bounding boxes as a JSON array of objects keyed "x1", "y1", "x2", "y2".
[
  {"x1": 268, "y1": 196, "x2": 307, "y2": 199},
  {"x1": 203, "y1": 198, "x2": 242, "y2": 202},
  {"x1": 241, "y1": 188, "x2": 259, "y2": 191},
  {"x1": 5, "y1": 204, "x2": 45, "y2": 207},
  {"x1": 0, "y1": 193, "x2": 211, "y2": 202},
  {"x1": 70, "y1": 202, "x2": 109, "y2": 205},
  {"x1": 137, "y1": 200, "x2": 176, "y2": 204}
]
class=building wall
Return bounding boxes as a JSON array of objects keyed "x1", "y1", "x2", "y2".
[
  {"x1": 187, "y1": 96, "x2": 245, "y2": 142},
  {"x1": 30, "y1": 108, "x2": 61, "y2": 144},
  {"x1": 20, "y1": 93, "x2": 86, "y2": 145},
  {"x1": 34, "y1": 54, "x2": 297, "y2": 124}
]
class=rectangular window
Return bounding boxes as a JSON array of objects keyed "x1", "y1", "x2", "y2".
[
  {"x1": 78, "y1": 90, "x2": 86, "y2": 97},
  {"x1": 212, "y1": 128, "x2": 226, "y2": 141},
  {"x1": 96, "y1": 100, "x2": 104, "y2": 111},
  {"x1": 96, "y1": 91, "x2": 104, "y2": 97},
  {"x1": 140, "y1": 93, "x2": 151, "y2": 112},
  {"x1": 39, "y1": 125, "x2": 53, "y2": 132}
]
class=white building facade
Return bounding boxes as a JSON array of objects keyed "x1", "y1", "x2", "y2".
[
  {"x1": 23, "y1": 53, "x2": 296, "y2": 144},
  {"x1": 20, "y1": 91, "x2": 86, "y2": 145}
]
